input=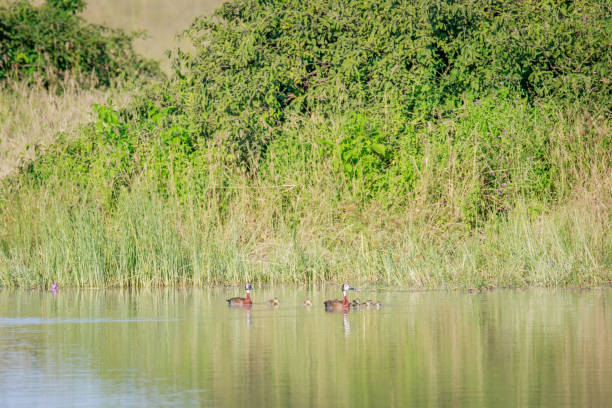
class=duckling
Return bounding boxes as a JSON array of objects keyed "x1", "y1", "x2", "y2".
[
  {"x1": 361, "y1": 300, "x2": 374, "y2": 307},
  {"x1": 373, "y1": 301, "x2": 382, "y2": 309},
  {"x1": 266, "y1": 297, "x2": 280, "y2": 307},
  {"x1": 324, "y1": 284, "x2": 355, "y2": 311},
  {"x1": 303, "y1": 299, "x2": 312, "y2": 307},
  {"x1": 351, "y1": 298, "x2": 361, "y2": 307}
]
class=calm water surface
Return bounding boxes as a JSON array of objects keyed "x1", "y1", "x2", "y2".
[{"x1": 0, "y1": 287, "x2": 610, "y2": 407}]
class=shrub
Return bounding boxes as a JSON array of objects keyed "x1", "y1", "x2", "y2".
[
  {"x1": 6, "y1": 0, "x2": 611, "y2": 221},
  {"x1": 1, "y1": 0, "x2": 610, "y2": 287},
  {"x1": 164, "y1": 0, "x2": 609, "y2": 162},
  {"x1": 0, "y1": 0, "x2": 160, "y2": 86}
]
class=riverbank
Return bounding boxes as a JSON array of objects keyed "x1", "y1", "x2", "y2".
[
  {"x1": 1, "y1": 114, "x2": 609, "y2": 288},
  {"x1": 1, "y1": 0, "x2": 610, "y2": 289}
]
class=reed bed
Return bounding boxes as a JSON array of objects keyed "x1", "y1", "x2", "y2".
[
  {"x1": 1, "y1": 142, "x2": 609, "y2": 289},
  {"x1": 0, "y1": 78, "x2": 127, "y2": 178},
  {"x1": 1, "y1": 0, "x2": 610, "y2": 289}
]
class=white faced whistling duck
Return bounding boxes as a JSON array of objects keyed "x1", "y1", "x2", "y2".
[
  {"x1": 227, "y1": 283, "x2": 254, "y2": 306},
  {"x1": 324, "y1": 283, "x2": 355, "y2": 311},
  {"x1": 303, "y1": 299, "x2": 312, "y2": 306},
  {"x1": 266, "y1": 297, "x2": 280, "y2": 307}
]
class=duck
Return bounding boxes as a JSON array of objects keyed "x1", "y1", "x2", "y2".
[
  {"x1": 351, "y1": 298, "x2": 361, "y2": 307},
  {"x1": 324, "y1": 283, "x2": 355, "y2": 311},
  {"x1": 361, "y1": 300, "x2": 374, "y2": 307},
  {"x1": 227, "y1": 283, "x2": 254, "y2": 306},
  {"x1": 266, "y1": 297, "x2": 280, "y2": 307},
  {"x1": 303, "y1": 299, "x2": 312, "y2": 307},
  {"x1": 373, "y1": 301, "x2": 382, "y2": 309}
]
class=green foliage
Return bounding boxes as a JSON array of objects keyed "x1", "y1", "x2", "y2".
[
  {"x1": 1, "y1": 0, "x2": 610, "y2": 287},
  {"x1": 45, "y1": 0, "x2": 84, "y2": 13},
  {"x1": 161, "y1": 0, "x2": 610, "y2": 163},
  {"x1": 0, "y1": 0, "x2": 160, "y2": 86},
  {"x1": 317, "y1": 113, "x2": 391, "y2": 198},
  {"x1": 11, "y1": 0, "x2": 610, "y2": 216}
]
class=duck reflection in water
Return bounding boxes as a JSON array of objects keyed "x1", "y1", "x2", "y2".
[
  {"x1": 343, "y1": 312, "x2": 350, "y2": 335},
  {"x1": 245, "y1": 305, "x2": 252, "y2": 327}
]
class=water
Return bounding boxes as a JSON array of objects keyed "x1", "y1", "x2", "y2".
[{"x1": 0, "y1": 287, "x2": 610, "y2": 407}]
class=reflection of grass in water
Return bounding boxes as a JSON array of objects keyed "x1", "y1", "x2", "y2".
[{"x1": 2, "y1": 289, "x2": 611, "y2": 406}]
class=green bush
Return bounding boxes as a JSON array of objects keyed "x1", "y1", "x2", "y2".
[
  {"x1": 6, "y1": 0, "x2": 611, "y2": 220},
  {"x1": 0, "y1": 0, "x2": 160, "y2": 86},
  {"x1": 2, "y1": 0, "x2": 611, "y2": 287},
  {"x1": 162, "y1": 0, "x2": 609, "y2": 160}
]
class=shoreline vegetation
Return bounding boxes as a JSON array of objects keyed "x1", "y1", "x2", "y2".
[
  {"x1": 1, "y1": 0, "x2": 610, "y2": 289},
  {"x1": 0, "y1": 77, "x2": 128, "y2": 178}
]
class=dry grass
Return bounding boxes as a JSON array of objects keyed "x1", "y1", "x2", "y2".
[
  {"x1": 0, "y1": 78, "x2": 128, "y2": 178},
  {"x1": 1, "y1": 164, "x2": 609, "y2": 288},
  {"x1": 0, "y1": 86, "x2": 609, "y2": 288}
]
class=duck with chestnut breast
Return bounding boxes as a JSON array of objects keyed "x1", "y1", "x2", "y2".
[
  {"x1": 227, "y1": 283, "x2": 254, "y2": 306},
  {"x1": 324, "y1": 284, "x2": 355, "y2": 311}
]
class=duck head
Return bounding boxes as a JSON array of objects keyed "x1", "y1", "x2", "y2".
[{"x1": 341, "y1": 283, "x2": 355, "y2": 297}]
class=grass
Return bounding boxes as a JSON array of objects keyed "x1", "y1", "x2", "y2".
[
  {"x1": 1, "y1": 179, "x2": 608, "y2": 289},
  {"x1": 0, "y1": 78, "x2": 127, "y2": 178},
  {"x1": 0, "y1": 0, "x2": 610, "y2": 289},
  {"x1": 1, "y1": 97, "x2": 609, "y2": 289}
]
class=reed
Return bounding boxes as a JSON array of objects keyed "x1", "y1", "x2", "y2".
[
  {"x1": 0, "y1": 78, "x2": 127, "y2": 178},
  {"x1": 1, "y1": 147, "x2": 609, "y2": 288},
  {"x1": 1, "y1": 0, "x2": 610, "y2": 289}
]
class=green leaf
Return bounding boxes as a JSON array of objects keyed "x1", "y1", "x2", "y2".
[{"x1": 370, "y1": 143, "x2": 386, "y2": 157}]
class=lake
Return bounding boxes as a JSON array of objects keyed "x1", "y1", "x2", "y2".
[{"x1": 1, "y1": 287, "x2": 610, "y2": 407}]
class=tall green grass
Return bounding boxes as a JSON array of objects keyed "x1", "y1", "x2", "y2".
[
  {"x1": 0, "y1": 0, "x2": 610, "y2": 288},
  {"x1": 0, "y1": 77, "x2": 129, "y2": 178},
  {"x1": 1, "y1": 182, "x2": 608, "y2": 289},
  {"x1": 1, "y1": 103, "x2": 609, "y2": 288}
]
